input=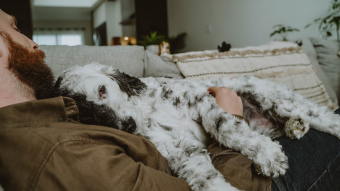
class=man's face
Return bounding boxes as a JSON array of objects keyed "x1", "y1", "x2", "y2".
[
  {"x1": 0, "y1": 10, "x2": 55, "y2": 99},
  {"x1": 0, "y1": 10, "x2": 38, "y2": 52}
]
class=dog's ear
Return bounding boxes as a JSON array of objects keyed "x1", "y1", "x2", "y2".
[
  {"x1": 54, "y1": 77, "x2": 63, "y2": 89},
  {"x1": 108, "y1": 70, "x2": 146, "y2": 97}
]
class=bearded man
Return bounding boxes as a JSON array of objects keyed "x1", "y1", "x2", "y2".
[
  {"x1": 0, "y1": 9, "x2": 339, "y2": 191},
  {"x1": 0, "y1": 9, "x2": 192, "y2": 191}
]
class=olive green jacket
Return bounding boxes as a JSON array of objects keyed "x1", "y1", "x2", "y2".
[{"x1": 0, "y1": 97, "x2": 190, "y2": 191}]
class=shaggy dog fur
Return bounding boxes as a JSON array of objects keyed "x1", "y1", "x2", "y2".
[{"x1": 56, "y1": 63, "x2": 340, "y2": 191}]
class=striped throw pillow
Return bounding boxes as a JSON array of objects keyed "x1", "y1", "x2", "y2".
[{"x1": 174, "y1": 42, "x2": 338, "y2": 109}]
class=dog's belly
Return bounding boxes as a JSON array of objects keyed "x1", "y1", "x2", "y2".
[
  {"x1": 243, "y1": 98, "x2": 284, "y2": 138},
  {"x1": 148, "y1": 102, "x2": 209, "y2": 145}
]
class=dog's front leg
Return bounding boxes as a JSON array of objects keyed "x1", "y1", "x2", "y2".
[
  {"x1": 195, "y1": 96, "x2": 288, "y2": 177},
  {"x1": 146, "y1": 130, "x2": 239, "y2": 191}
]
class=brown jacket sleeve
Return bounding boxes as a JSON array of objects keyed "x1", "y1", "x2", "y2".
[
  {"x1": 34, "y1": 127, "x2": 191, "y2": 191},
  {"x1": 208, "y1": 141, "x2": 271, "y2": 191}
]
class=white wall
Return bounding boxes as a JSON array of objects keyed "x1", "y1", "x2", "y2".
[
  {"x1": 168, "y1": 0, "x2": 332, "y2": 51},
  {"x1": 106, "y1": 1, "x2": 122, "y2": 43},
  {"x1": 33, "y1": 7, "x2": 92, "y2": 21},
  {"x1": 93, "y1": 0, "x2": 123, "y2": 45},
  {"x1": 93, "y1": 2, "x2": 106, "y2": 28},
  {"x1": 121, "y1": 0, "x2": 136, "y2": 37}
]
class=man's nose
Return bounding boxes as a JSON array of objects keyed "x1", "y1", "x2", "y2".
[
  {"x1": 24, "y1": 35, "x2": 39, "y2": 50},
  {"x1": 32, "y1": 41, "x2": 39, "y2": 49},
  {"x1": 28, "y1": 38, "x2": 39, "y2": 49}
]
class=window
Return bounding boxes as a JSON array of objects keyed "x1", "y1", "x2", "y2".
[{"x1": 33, "y1": 28, "x2": 85, "y2": 46}]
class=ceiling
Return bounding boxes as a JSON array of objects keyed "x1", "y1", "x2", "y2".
[
  {"x1": 31, "y1": 0, "x2": 104, "y2": 21},
  {"x1": 32, "y1": 7, "x2": 92, "y2": 21},
  {"x1": 33, "y1": 0, "x2": 101, "y2": 8}
]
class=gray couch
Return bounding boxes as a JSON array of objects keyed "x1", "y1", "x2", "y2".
[
  {"x1": 41, "y1": 45, "x2": 182, "y2": 79},
  {"x1": 41, "y1": 38, "x2": 340, "y2": 106},
  {"x1": 301, "y1": 38, "x2": 340, "y2": 105}
]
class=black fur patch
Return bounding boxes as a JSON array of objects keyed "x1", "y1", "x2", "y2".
[
  {"x1": 161, "y1": 86, "x2": 173, "y2": 99},
  {"x1": 187, "y1": 101, "x2": 194, "y2": 108},
  {"x1": 196, "y1": 180, "x2": 206, "y2": 189},
  {"x1": 160, "y1": 124, "x2": 173, "y2": 131},
  {"x1": 307, "y1": 110, "x2": 319, "y2": 117},
  {"x1": 195, "y1": 115, "x2": 202, "y2": 124},
  {"x1": 121, "y1": 117, "x2": 137, "y2": 133},
  {"x1": 195, "y1": 95, "x2": 205, "y2": 102},
  {"x1": 215, "y1": 116, "x2": 225, "y2": 132},
  {"x1": 108, "y1": 70, "x2": 146, "y2": 97},
  {"x1": 206, "y1": 170, "x2": 218, "y2": 180},
  {"x1": 208, "y1": 104, "x2": 214, "y2": 112},
  {"x1": 173, "y1": 97, "x2": 181, "y2": 106},
  {"x1": 54, "y1": 77, "x2": 136, "y2": 133}
]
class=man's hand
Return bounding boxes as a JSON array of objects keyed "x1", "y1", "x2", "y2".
[{"x1": 208, "y1": 87, "x2": 243, "y2": 117}]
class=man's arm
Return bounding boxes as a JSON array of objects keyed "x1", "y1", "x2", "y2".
[
  {"x1": 208, "y1": 87, "x2": 243, "y2": 117},
  {"x1": 35, "y1": 130, "x2": 191, "y2": 191},
  {"x1": 38, "y1": 145, "x2": 190, "y2": 191},
  {"x1": 0, "y1": 123, "x2": 190, "y2": 191},
  {"x1": 207, "y1": 87, "x2": 272, "y2": 191}
]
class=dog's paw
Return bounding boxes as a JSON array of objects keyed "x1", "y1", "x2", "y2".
[
  {"x1": 284, "y1": 118, "x2": 310, "y2": 139},
  {"x1": 254, "y1": 141, "x2": 288, "y2": 178}
]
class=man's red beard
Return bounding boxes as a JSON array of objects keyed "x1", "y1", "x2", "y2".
[{"x1": 1, "y1": 32, "x2": 55, "y2": 99}]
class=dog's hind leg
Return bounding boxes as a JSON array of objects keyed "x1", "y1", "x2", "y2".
[
  {"x1": 222, "y1": 76, "x2": 340, "y2": 140},
  {"x1": 194, "y1": 96, "x2": 288, "y2": 178},
  {"x1": 145, "y1": 129, "x2": 240, "y2": 191},
  {"x1": 219, "y1": 76, "x2": 314, "y2": 139}
]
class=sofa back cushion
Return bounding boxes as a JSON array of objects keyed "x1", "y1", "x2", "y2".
[
  {"x1": 310, "y1": 38, "x2": 340, "y2": 103},
  {"x1": 144, "y1": 51, "x2": 183, "y2": 78},
  {"x1": 301, "y1": 38, "x2": 338, "y2": 106},
  {"x1": 174, "y1": 41, "x2": 338, "y2": 109},
  {"x1": 41, "y1": 45, "x2": 145, "y2": 77}
]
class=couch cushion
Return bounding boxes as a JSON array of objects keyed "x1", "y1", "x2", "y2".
[
  {"x1": 174, "y1": 41, "x2": 338, "y2": 109},
  {"x1": 301, "y1": 38, "x2": 338, "y2": 106},
  {"x1": 41, "y1": 45, "x2": 145, "y2": 77},
  {"x1": 310, "y1": 38, "x2": 340, "y2": 102},
  {"x1": 144, "y1": 51, "x2": 183, "y2": 78}
]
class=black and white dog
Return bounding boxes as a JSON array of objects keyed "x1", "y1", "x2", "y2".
[{"x1": 56, "y1": 63, "x2": 340, "y2": 191}]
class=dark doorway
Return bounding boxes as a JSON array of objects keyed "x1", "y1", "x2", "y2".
[
  {"x1": 94, "y1": 22, "x2": 108, "y2": 46},
  {"x1": 135, "y1": 0, "x2": 168, "y2": 41},
  {"x1": 1, "y1": 0, "x2": 33, "y2": 38}
]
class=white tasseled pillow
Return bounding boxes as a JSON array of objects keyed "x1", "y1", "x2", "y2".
[{"x1": 174, "y1": 41, "x2": 338, "y2": 109}]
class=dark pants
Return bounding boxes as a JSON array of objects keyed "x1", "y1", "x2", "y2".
[{"x1": 272, "y1": 109, "x2": 340, "y2": 191}]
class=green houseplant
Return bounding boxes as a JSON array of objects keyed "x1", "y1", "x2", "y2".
[
  {"x1": 270, "y1": 25, "x2": 300, "y2": 41},
  {"x1": 306, "y1": 0, "x2": 340, "y2": 42},
  {"x1": 140, "y1": 32, "x2": 188, "y2": 54},
  {"x1": 140, "y1": 32, "x2": 166, "y2": 47},
  {"x1": 139, "y1": 32, "x2": 166, "y2": 55}
]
